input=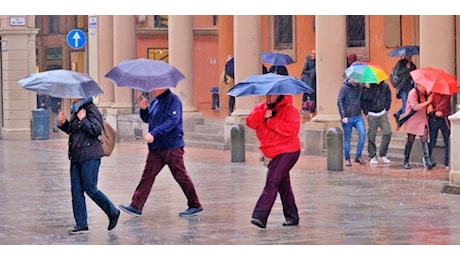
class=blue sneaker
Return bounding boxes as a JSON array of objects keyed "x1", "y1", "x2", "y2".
[
  {"x1": 179, "y1": 207, "x2": 203, "y2": 216},
  {"x1": 119, "y1": 204, "x2": 142, "y2": 217}
]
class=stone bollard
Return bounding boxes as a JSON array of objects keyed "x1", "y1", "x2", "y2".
[
  {"x1": 326, "y1": 127, "x2": 343, "y2": 171},
  {"x1": 230, "y1": 124, "x2": 245, "y2": 162}
]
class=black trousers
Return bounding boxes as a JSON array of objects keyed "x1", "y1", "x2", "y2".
[{"x1": 428, "y1": 115, "x2": 450, "y2": 166}]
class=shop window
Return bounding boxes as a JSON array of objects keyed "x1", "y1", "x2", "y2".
[
  {"x1": 147, "y1": 48, "x2": 169, "y2": 62},
  {"x1": 49, "y1": 16, "x2": 58, "y2": 34},
  {"x1": 154, "y1": 15, "x2": 168, "y2": 28},
  {"x1": 346, "y1": 15, "x2": 369, "y2": 60},
  {"x1": 274, "y1": 15, "x2": 293, "y2": 50},
  {"x1": 46, "y1": 47, "x2": 62, "y2": 61}
]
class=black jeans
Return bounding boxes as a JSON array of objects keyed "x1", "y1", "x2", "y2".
[{"x1": 428, "y1": 115, "x2": 450, "y2": 166}]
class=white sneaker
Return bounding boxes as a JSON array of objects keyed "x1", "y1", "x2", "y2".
[
  {"x1": 369, "y1": 156, "x2": 379, "y2": 164},
  {"x1": 380, "y1": 156, "x2": 391, "y2": 163}
]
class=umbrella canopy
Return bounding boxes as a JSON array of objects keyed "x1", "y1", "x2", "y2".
[
  {"x1": 227, "y1": 73, "x2": 314, "y2": 97},
  {"x1": 261, "y1": 52, "x2": 294, "y2": 66},
  {"x1": 105, "y1": 58, "x2": 185, "y2": 92},
  {"x1": 387, "y1": 45, "x2": 420, "y2": 57},
  {"x1": 410, "y1": 67, "x2": 458, "y2": 95},
  {"x1": 345, "y1": 61, "x2": 389, "y2": 83},
  {"x1": 224, "y1": 56, "x2": 234, "y2": 78},
  {"x1": 18, "y1": 69, "x2": 103, "y2": 98}
]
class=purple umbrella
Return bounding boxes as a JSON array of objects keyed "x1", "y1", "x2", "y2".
[
  {"x1": 261, "y1": 52, "x2": 294, "y2": 66},
  {"x1": 105, "y1": 58, "x2": 185, "y2": 92}
]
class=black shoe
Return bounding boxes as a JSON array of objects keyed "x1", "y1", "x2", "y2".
[
  {"x1": 404, "y1": 161, "x2": 411, "y2": 169},
  {"x1": 282, "y1": 220, "x2": 299, "y2": 226},
  {"x1": 345, "y1": 160, "x2": 352, "y2": 167},
  {"x1": 108, "y1": 210, "x2": 120, "y2": 231},
  {"x1": 355, "y1": 157, "x2": 367, "y2": 165},
  {"x1": 251, "y1": 218, "x2": 266, "y2": 229},
  {"x1": 68, "y1": 226, "x2": 89, "y2": 235}
]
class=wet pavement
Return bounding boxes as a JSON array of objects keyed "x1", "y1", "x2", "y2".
[{"x1": 1, "y1": 138, "x2": 460, "y2": 247}]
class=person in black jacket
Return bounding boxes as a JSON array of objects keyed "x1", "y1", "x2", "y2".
[
  {"x1": 391, "y1": 56, "x2": 417, "y2": 124},
  {"x1": 57, "y1": 97, "x2": 120, "y2": 235},
  {"x1": 300, "y1": 49, "x2": 317, "y2": 113},
  {"x1": 361, "y1": 81, "x2": 392, "y2": 164},
  {"x1": 337, "y1": 79, "x2": 367, "y2": 166}
]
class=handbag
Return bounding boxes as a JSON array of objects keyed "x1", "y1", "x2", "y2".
[{"x1": 100, "y1": 120, "x2": 116, "y2": 156}]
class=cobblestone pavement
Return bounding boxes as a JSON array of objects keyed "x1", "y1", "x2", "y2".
[{"x1": 0, "y1": 138, "x2": 458, "y2": 257}]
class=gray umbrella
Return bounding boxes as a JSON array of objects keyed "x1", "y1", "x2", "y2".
[
  {"x1": 105, "y1": 58, "x2": 185, "y2": 92},
  {"x1": 18, "y1": 69, "x2": 103, "y2": 98},
  {"x1": 387, "y1": 45, "x2": 420, "y2": 57}
]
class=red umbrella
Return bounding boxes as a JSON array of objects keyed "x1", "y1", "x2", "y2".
[{"x1": 410, "y1": 67, "x2": 458, "y2": 95}]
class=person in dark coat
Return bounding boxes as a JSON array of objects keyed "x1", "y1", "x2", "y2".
[
  {"x1": 300, "y1": 49, "x2": 317, "y2": 113},
  {"x1": 269, "y1": 65, "x2": 289, "y2": 75},
  {"x1": 391, "y1": 56, "x2": 417, "y2": 124},
  {"x1": 119, "y1": 88, "x2": 203, "y2": 218},
  {"x1": 337, "y1": 79, "x2": 367, "y2": 167},
  {"x1": 427, "y1": 92, "x2": 452, "y2": 169},
  {"x1": 361, "y1": 81, "x2": 392, "y2": 164},
  {"x1": 57, "y1": 97, "x2": 120, "y2": 235}
]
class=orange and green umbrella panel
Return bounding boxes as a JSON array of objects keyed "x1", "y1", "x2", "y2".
[{"x1": 345, "y1": 61, "x2": 389, "y2": 84}]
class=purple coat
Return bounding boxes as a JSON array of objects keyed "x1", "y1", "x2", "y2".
[{"x1": 403, "y1": 88, "x2": 429, "y2": 136}]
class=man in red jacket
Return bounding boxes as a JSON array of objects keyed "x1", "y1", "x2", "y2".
[{"x1": 246, "y1": 94, "x2": 301, "y2": 229}]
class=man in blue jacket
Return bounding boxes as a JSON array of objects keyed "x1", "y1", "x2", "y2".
[{"x1": 120, "y1": 88, "x2": 203, "y2": 217}]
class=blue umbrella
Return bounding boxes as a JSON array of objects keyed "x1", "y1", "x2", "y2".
[
  {"x1": 261, "y1": 52, "x2": 294, "y2": 66},
  {"x1": 227, "y1": 73, "x2": 314, "y2": 97},
  {"x1": 105, "y1": 58, "x2": 185, "y2": 92},
  {"x1": 18, "y1": 69, "x2": 103, "y2": 98}
]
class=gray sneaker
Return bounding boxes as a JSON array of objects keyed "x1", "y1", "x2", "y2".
[{"x1": 179, "y1": 207, "x2": 203, "y2": 217}]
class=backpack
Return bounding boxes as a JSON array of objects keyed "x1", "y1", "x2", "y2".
[
  {"x1": 389, "y1": 66, "x2": 400, "y2": 88},
  {"x1": 100, "y1": 120, "x2": 116, "y2": 156}
]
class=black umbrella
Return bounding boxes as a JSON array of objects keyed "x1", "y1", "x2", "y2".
[
  {"x1": 224, "y1": 57, "x2": 234, "y2": 79},
  {"x1": 388, "y1": 45, "x2": 420, "y2": 57}
]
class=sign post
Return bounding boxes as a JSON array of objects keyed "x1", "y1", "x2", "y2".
[{"x1": 66, "y1": 29, "x2": 87, "y2": 49}]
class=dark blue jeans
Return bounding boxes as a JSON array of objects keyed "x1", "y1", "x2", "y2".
[
  {"x1": 70, "y1": 159, "x2": 118, "y2": 228},
  {"x1": 252, "y1": 150, "x2": 300, "y2": 225},
  {"x1": 395, "y1": 89, "x2": 409, "y2": 117}
]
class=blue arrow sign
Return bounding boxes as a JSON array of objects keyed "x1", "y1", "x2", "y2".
[{"x1": 67, "y1": 29, "x2": 87, "y2": 49}]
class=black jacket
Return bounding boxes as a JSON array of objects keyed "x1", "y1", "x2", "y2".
[
  {"x1": 337, "y1": 79, "x2": 363, "y2": 119},
  {"x1": 58, "y1": 102, "x2": 104, "y2": 162},
  {"x1": 361, "y1": 81, "x2": 392, "y2": 115},
  {"x1": 393, "y1": 58, "x2": 416, "y2": 95}
]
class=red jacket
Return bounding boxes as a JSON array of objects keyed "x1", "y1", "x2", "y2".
[{"x1": 246, "y1": 95, "x2": 301, "y2": 158}]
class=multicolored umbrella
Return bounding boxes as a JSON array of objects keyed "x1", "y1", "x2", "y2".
[
  {"x1": 345, "y1": 61, "x2": 389, "y2": 83},
  {"x1": 410, "y1": 67, "x2": 458, "y2": 95}
]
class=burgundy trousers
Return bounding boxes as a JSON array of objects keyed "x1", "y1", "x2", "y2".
[
  {"x1": 252, "y1": 150, "x2": 300, "y2": 225},
  {"x1": 131, "y1": 147, "x2": 201, "y2": 210}
]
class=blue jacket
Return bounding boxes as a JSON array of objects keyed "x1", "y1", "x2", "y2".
[{"x1": 140, "y1": 89, "x2": 185, "y2": 151}]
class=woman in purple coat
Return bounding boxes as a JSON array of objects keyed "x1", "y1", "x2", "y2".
[{"x1": 402, "y1": 83, "x2": 435, "y2": 170}]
